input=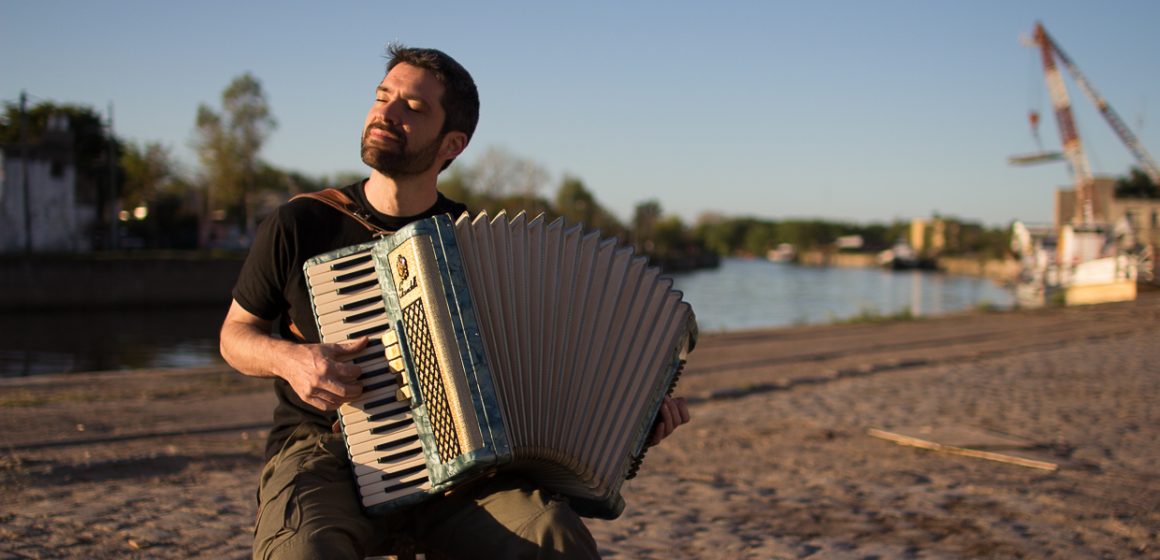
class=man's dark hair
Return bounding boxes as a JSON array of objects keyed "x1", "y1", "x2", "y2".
[{"x1": 386, "y1": 44, "x2": 479, "y2": 169}]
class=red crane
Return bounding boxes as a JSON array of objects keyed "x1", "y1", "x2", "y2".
[{"x1": 1028, "y1": 21, "x2": 1160, "y2": 226}]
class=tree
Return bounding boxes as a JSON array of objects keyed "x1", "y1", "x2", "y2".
[
  {"x1": 551, "y1": 176, "x2": 619, "y2": 232},
  {"x1": 467, "y1": 146, "x2": 549, "y2": 207},
  {"x1": 1115, "y1": 167, "x2": 1160, "y2": 199},
  {"x1": 631, "y1": 200, "x2": 662, "y2": 251},
  {"x1": 438, "y1": 167, "x2": 479, "y2": 210},
  {"x1": 119, "y1": 141, "x2": 175, "y2": 208},
  {"x1": 555, "y1": 176, "x2": 597, "y2": 226},
  {"x1": 193, "y1": 73, "x2": 277, "y2": 232}
]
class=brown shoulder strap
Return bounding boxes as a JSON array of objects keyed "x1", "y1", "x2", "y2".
[
  {"x1": 291, "y1": 188, "x2": 391, "y2": 236},
  {"x1": 287, "y1": 188, "x2": 390, "y2": 343}
]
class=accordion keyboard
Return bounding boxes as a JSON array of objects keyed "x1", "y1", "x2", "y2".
[{"x1": 304, "y1": 248, "x2": 431, "y2": 507}]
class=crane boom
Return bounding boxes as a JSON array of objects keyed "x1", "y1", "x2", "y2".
[
  {"x1": 1035, "y1": 23, "x2": 1160, "y2": 187},
  {"x1": 1034, "y1": 24, "x2": 1160, "y2": 199}
]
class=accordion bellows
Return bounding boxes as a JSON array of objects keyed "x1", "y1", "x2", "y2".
[{"x1": 304, "y1": 212, "x2": 697, "y2": 519}]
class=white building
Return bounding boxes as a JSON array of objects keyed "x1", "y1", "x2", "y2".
[{"x1": 0, "y1": 114, "x2": 101, "y2": 253}]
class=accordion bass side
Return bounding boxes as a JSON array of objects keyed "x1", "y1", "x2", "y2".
[{"x1": 303, "y1": 212, "x2": 697, "y2": 519}]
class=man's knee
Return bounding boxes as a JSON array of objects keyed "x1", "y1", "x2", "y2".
[
  {"x1": 253, "y1": 429, "x2": 379, "y2": 560},
  {"x1": 421, "y1": 476, "x2": 600, "y2": 559},
  {"x1": 515, "y1": 499, "x2": 600, "y2": 558},
  {"x1": 255, "y1": 526, "x2": 364, "y2": 560}
]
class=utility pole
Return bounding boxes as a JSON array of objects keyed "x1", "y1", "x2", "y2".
[
  {"x1": 107, "y1": 102, "x2": 118, "y2": 250},
  {"x1": 19, "y1": 91, "x2": 32, "y2": 255}
]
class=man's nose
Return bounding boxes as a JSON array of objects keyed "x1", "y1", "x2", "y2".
[{"x1": 374, "y1": 98, "x2": 404, "y2": 123}]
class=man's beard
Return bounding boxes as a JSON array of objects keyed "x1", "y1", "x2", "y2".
[{"x1": 361, "y1": 123, "x2": 442, "y2": 177}]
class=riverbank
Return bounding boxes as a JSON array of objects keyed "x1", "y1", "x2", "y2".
[
  {"x1": 2, "y1": 293, "x2": 1157, "y2": 558},
  {"x1": 0, "y1": 252, "x2": 244, "y2": 310},
  {"x1": 796, "y1": 250, "x2": 1021, "y2": 284}
]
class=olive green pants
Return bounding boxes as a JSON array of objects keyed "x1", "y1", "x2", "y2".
[{"x1": 252, "y1": 425, "x2": 600, "y2": 560}]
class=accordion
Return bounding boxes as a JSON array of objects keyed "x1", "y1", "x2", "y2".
[{"x1": 303, "y1": 212, "x2": 697, "y2": 519}]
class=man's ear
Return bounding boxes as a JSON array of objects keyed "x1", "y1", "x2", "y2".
[{"x1": 440, "y1": 131, "x2": 468, "y2": 161}]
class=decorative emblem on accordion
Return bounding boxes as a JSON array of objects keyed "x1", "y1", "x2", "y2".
[
  {"x1": 304, "y1": 211, "x2": 697, "y2": 519},
  {"x1": 395, "y1": 254, "x2": 409, "y2": 283}
]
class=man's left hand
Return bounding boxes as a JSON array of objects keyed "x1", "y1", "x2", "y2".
[{"x1": 648, "y1": 396, "x2": 690, "y2": 447}]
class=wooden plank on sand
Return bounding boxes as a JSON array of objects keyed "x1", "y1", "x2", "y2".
[{"x1": 867, "y1": 425, "x2": 1059, "y2": 471}]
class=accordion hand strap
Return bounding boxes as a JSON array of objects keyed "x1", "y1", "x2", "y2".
[{"x1": 291, "y1": 188, "x2": 392, "y2": 237}]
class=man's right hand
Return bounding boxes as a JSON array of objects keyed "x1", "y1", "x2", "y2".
[
  {"x1": 219, "y1": 300, "x2": 369, "y2": 413},
  {"x1": 282, "y1": 337, "x2": 368, "y2": 412}
]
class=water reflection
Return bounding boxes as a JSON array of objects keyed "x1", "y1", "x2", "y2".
[
  {"x1": 669, "y1": 258, "x2": 1014, "y2": 332},
  {"x1": 1, "y1": 259, "x2": 1015, "y2": 376},
  {"x1": 0, "y1": 305, "x2": 228, "y2": 377}
]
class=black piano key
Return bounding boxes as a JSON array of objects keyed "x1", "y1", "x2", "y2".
[
  {"x1": 374, "y1": 434, "x2": 419, "y2": 453},
  {"x1": 331, "y1": 254, "x2": 372, "y2": 271},
  {"x1": 370, "y1": 417, "x2": 412, "y2": 434},
  {"x1": 376, "y1": 469, "x2": 429, "y2": 495},
  {"x1": 349, "y1": 324, "x2": 389, "y2": 339},
  {"x1": 337, "y1": 279, "x2": 378, "y2": 295},
  {"x1": 353, "y1": 352, "x2": 384, "y2": 365},
  {"x1": 365, "y1": 394, "x2": 399, "y2": 409},
  {"x1": 377, "y1": 446, "x2": 424, "y2": 464},
  {"x1": 368, "y1": 408, "x2": 409, "y2": 423},
  {"x1": 363, "y1": 378, "x2": 397, "y2": 392},
  {"x1": 358, "y1": 365, "x2": 392, "y2": 381},
  {"x1": 345, "y1": 307, "x2": 385, "y2": 323},
  {"x1": 335, "y1": 267, "x2": 375, "y2": 283},
  {"x1": 339, "y1": 296, "x2": 382, "y2": 312}
]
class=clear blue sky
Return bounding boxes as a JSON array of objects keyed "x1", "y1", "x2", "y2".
[{"x1": 4, "y1": 1, "x2": 1159, "y2": 228}]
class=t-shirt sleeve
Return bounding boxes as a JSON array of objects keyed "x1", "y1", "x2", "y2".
[{"x1": 232, "y1": 209, "x2": 294, "y2": 321}]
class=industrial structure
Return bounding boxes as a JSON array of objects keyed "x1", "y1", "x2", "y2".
[{"x1": 1010, "y1": 22, "x2": 1159, "y2": 306}]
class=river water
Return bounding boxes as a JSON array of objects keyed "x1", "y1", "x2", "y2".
[
  {"x1": 672, "y1": 258, "x2": 1015, "y2": 332},
  {"x1": 0, "y1": 258, "x2": 1014, "y2": 377}
]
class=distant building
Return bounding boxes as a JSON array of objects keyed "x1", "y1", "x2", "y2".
[
  {"x1": 1055, "y1": 177, "x2": 1160, "y2": 248},
  {"x1": 0, "y1": 114, "x2": 102, "y2": 253},
  {"x1": 910, "y1": 218, "x2": 970, "y2": 257}
]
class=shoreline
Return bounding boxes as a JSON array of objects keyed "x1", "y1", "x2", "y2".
[{"x1": 2, "y1": 294, "x2": 1157, "y2": 558}]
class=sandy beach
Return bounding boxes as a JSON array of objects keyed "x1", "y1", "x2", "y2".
[{"x1": 2, "y1": 293, "x2": 1157, "y2": 559}]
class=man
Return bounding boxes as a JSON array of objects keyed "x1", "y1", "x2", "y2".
[{"x1": 220, "y1": 45, "x2": 689, "y2": 559}]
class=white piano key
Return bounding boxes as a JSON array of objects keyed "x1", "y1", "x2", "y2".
[
  {"x1": 309, "y1": 266, "x2": 377, "y2": 290},
  {"x1": 317, "y1": 301, "x2": 386, "y2": 327},
  {"x1": 351, "y1": 438, "x2": 424, "y2": 477},
  {"x1": 315, "y1": 292, "x2": 385, "y2": 317},
  {"x1": 304, "y1": 250, "x2": 373, "y2": 282},
  {"x1": 341, "y1": 402, "x2": 411, "y2": 434},
  {"x1": 348, "y1": 424, "x2": 424, "y2": 456},
  {"x1": 312, "y1": 284, "x2": 381, "y2": 307},
  {"x1": 360, "y1": 474, "x2": 431, "y2": 506},
  {"x1": 344, "y1": 419, "x2": 416, "y2": 447},
  {"x1": 320, "y1": 310, "x2": 389, "y2": 338},
  {"x1": 355, "y1": 454, "x2": 428, "y2": 486}
]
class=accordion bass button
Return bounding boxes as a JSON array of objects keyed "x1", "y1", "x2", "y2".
[{"x1": 396, "y1": 384, "x2": 413, "y2": 405}]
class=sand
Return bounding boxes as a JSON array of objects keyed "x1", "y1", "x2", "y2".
[{"x1": 2, "y1": 293, "x2": 1157, "y2": 559}]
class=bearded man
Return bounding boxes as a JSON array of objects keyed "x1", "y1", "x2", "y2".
[{"x1": 220, "y1": 45, "x2": 686, "y2": 560}]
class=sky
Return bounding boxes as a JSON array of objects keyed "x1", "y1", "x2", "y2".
[{"x1": 3, "y1": 1, "x2": 1160, "y2": 228}]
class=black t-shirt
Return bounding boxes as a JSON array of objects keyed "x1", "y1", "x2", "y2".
[{"x1": 231, "y1": 180, "x2": 468, "y2": 460}]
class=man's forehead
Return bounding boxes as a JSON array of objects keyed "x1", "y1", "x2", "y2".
[{"x1": 381, "y1": 63, "x2": 444, "y2": 100}]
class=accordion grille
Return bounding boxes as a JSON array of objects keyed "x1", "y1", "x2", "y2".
[{"x1": 402, "y1": 298, "x2": 461, "y2": 463}]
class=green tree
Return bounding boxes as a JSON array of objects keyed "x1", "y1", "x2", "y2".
[
  {"x1": 555, "y1": 176, "x2": 598, "y2": 226},
  {"x1": 651, "y1": 215, "x2": 687, "y2": 257},
  {"x1": 1115, "y1": 167, "x2": 1160, "y2": 198},
  {"x1": 552, "y1": 176, "x2": 624, "y2": 235},
  {"x1": 194, "y1": 73, "x2": 277, "y2": 232},
  {"x1": 119, "y1": 141, "x2": 175, "y2": 209},
  {"x1": 438, "y1": 167, "x2": 478, "y2": 210},
  {"x1": 631, "y1": 200, "x2": 662, "y2": 251}
]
